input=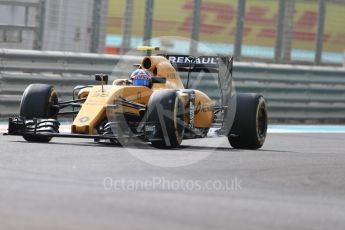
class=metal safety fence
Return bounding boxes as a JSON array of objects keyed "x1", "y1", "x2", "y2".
[
  {"x1": 0, "y1": 0, "x2": 108, "y2": 53},
  {"x1": 1, "y1": 0, "x2": 344, "y2": 66},
  {"x1": 107, "y1": 0, "x2": 345, "y2": 66},
  {"x1": 1, "y1": 49, "x2": 345, "y2": 122}
]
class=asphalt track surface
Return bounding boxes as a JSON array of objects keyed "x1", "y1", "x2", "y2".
[{"x1": 1, "y1": 129, "x2": 345, "y2": 230}]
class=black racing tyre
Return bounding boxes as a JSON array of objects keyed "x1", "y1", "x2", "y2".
[
  {"x1": 20, "y1": 84, "x2": 59, "y2": 142},
  {"x1": 228, "y1": 93, "x2": 268, "y2": 149},
  {"x1": 147, "y1": 90, "x2": 185, "y2": 148},
  {"x1": 22, "y1": 134, "x2": 52, "y2": 143}
]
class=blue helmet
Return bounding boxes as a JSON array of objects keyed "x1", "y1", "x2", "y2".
[{"x1": 130, "y1": 69, "x2": 152, "y2": 87}]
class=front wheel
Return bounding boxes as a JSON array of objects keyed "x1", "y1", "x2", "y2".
[
  {"x1": 228, "y1": 93, "x2": 268, "y2": 149},
  {"x1": 19, "y1": 84, "x2": 59, "y2": 142}
]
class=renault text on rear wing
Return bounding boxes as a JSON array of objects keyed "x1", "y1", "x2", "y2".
[{"x1": 165, "y1": 55, "x2": 220, "y2": 72}]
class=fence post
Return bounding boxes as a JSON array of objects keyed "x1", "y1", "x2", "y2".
[
  {"x1": 190, "y1": 0, "x2": 202, "y2": 54},
  {"x1": 234, "y1": 0, "x2": 245, "y2": 61},
  {"x1": 34, "y1": 0, "x2": 46, "y2": 50},
  {"x1": 315, "y1": 0, "x2": 326, "y2": 65},
  {"x1": 281, "y1": 0, "x2": 295, "y2": 63},
  {"x1": 121, "y1": 0, "x2": 134, "y2": 54},
  {"x1": 91, "y1": 0, "x2": 102, "y2": 53},
  {"x1": 143, "y1": 0, "x2": 154, "y2": 48},
  {"x1": 274, "y1": 0, "x2": 285, "y2": 63}
]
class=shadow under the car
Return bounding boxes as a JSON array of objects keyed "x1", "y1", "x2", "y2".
[{"x1": 9, "y1": 139, "x2": 291, "y2": 153}]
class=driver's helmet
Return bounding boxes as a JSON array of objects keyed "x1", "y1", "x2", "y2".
[{"x1": 130, "y1": 69, "x2": 152, "y2": 87}]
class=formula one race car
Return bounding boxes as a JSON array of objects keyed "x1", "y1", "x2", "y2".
[{"x1": 6, "y1": 47, "x2": 268, "y2": 149}]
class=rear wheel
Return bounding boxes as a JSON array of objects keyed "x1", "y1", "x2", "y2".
[
  {"x1": 228, "y1": 93, "x2": 268, "y2": 149},
  {"x1": 20, "y1": 84, "x2": 59, "y2": 142},
  {"x1": 147, "y1": 90, "x2": 185, "y2": 148}
]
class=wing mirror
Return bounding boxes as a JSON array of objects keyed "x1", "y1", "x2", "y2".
[
  {"x1": 95, "y1": 74, "x2": 108, "y2": 92},
  {"x1": 95, "y1": 74, "x2": 108, "y2": 84}
]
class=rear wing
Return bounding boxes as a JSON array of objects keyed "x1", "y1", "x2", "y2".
[
  {"x1": 165, "y1": 55, "x2": 233, "y2": 73},
  {"x1": 167, "y1": 55, "x2": 218, "y2": 73},
  {"x1": 164, "y1": 55, "x2": 234, "y2": 108}
]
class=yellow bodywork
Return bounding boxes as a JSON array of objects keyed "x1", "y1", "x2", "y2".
[
  {"x1": 72, "y1": 86, "x2": 152, "y2": 134},
  {"x1": 72, "y1": 55, "x2": 214, "y2": 134}
]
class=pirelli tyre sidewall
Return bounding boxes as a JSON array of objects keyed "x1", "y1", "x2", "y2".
[
  {"x1": 20, "y1": 84, "x2": 59, "y2": 142},
  {"x1": 228, "y1": 93, "x2": 268, "y2": 149},
  {"x1": 147, "y1": 90, "x2": 185, "y2": 148}
]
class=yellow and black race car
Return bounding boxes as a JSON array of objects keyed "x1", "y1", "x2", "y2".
[{"x1": 6, "y1": 47, "x2": 268, "y2": 149}]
